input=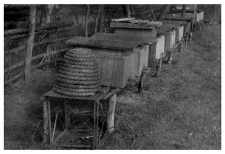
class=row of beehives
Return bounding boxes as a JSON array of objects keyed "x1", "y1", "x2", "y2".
[{"x1": 66, "y1": 10, "x2": 204, "y2": 89}]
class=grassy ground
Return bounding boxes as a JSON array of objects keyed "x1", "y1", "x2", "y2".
[{"x1": 4, "y1": 22, "x2": 221, "y2": 150}]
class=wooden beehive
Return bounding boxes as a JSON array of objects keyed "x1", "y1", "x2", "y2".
[
  {"x1": 162, "y1": 20, "x2": 185, "y2": 42},
  {"x1": 162, "y1": 22, "x2": 184, "y2": 43},
  {"x1": 90, "y1": 33, "x2": 154, "y2": 76},
  {"x1": 175, "y1": 26, "x2": 184, "y2": 42},
  {"x1": 66, "y1": 34, "x2": 148, "y2": 88},
  {"x1": 110, "y1": 20, "x2": 158, "y2": 68},
  {"x1": 110, "y1": 21, "x2": 158, "y2": 39},
  {"x1": 164, "y1": 15, "x2": 192, "y2": 35},
  {"x1": 172, "y1": 9, "x2": 204, "y2": 22},
  {"x1": 148, "y1": 35, "x2": 165, "y2": 66},
  {"x1": 157, "y1": 25, "x2": 176, "y2": 52}
]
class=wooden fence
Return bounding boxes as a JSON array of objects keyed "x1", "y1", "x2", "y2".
[{"x1": 4, "y1": 19, "x2": 76, "y2": 85}]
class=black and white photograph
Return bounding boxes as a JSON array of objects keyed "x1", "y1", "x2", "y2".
[{"x1": 3, "y1": 2, "x2": 221, "y2": 150}]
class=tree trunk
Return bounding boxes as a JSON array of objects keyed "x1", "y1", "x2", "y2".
[
  {"x1": 149, "y1": 5, "x2": 156, "y2": 21},
  {"x1": 85, "y1": 4, "x2": 90, "y2": 37},
  {"x1": 131, "y1": 5, "x2": 135, "y2": 18},
  {"x1": 181, "y1": 5, "x2": 186, "y2": 17},
  {"x1": 95, "y1": 5, "x2": 104, "y2": 33},
  {"x1": 123, "y1": 5, "x2": 131, "y2": 18},
  {"x1": 25, "y1": 5, "x2": 36, "y2": 80},
  {"x1": 157, "y1": 5, "x2": 168, "y2": 21}
]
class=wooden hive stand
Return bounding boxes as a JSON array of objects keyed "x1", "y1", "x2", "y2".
[{"x1": 41, "y1": 87, "x2": 121, "y2": 149}]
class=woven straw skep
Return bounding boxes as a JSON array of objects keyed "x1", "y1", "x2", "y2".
[{"x1": 53, "y1": 48, "x2": 100, "y2": 97}]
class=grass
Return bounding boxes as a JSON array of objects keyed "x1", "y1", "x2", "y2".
[{"x1": 4, "y1": 23, "x2": 221, "y2": 150}]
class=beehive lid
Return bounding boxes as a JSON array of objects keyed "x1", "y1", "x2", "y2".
[
  {"x1": 164, "y1": 14, "x2": 193, "y2": 21},
  {"x1": 157, "y1": 24, "x2": 174, "y2": 34},
  {"x1": 112, "y1": 18, "x2": 135, "y2": 22},
  {"x1": 147, "y1": 21, "x2": 163, "y2": 27},
  {"x1": 110, "y1": 21, "x2": 155, "y2": 29},
  {"x1": 163, "y1": 20, "x2": 187, "y2": 26},
  {"x1": 67, "y1": 35, "x2": 141, "y2": 51},
  {"x1": 91, "y1": 33, "x2": 157, "y2": 44}
]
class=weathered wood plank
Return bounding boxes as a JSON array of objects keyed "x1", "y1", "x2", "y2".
[
  {"x1": 101, "y1": 58, "x2": 114, "y2": 87},
  {"x1": 111, "y1": 59, "x2": 124, "y2": 88}
]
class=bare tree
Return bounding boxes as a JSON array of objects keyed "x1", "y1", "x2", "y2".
[{"x1": 157, "y1": 5, "x2": 168, "y2": 21}]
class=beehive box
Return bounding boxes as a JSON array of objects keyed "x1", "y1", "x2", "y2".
[
  {"x1": 172, "y1": 10, "x2": 204, "y2": 22},
  {"x1": 157, "y1": 25, "x2": 176, "y2": 52},
  {"x1": 162, "y1": 22, "x2": 184, "y2": 43},
  {"x1": 91, "y1": 33, "x2": 154, "y2": 76},
  {"x1": 164, "y1": 15, "x2": 192, "y2": 35},
  {"x1": 148, "y1": 35, "x2": 165, "y2": 66},
  {"x1": 110, "y1": 19, "x2": 159, "y2": 68},
  {"x1": 66, "y1": 34, "x2": 148, "y2": 88},
  {"x1": 110, "y1": 20, "x2": 158, "y2": 39},
  {"x1": 175, "y1": 26, "x2": 184, "y2": 42}
]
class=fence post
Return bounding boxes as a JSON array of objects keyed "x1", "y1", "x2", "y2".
[{"x1": 25, "y1": 5, "x2": 36, "y2": 81}]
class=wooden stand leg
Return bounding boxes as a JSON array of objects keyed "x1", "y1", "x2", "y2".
[
  {"x1": 189, "y1": 32, "x2": 193, "y2": 42},
  {"x1": 154, "y1": 57, "x2": 162, "y2": 77},
  {"x1": 43, "y1": 97, "x2": 49, "y2": 144},
  {"x1": 47, "y1": 101, "x2": 52, "y2": 144},
  {"x1": 199, "y1": 22, "x2": 201, "y2": 31},
  {"x1": 64, "y1": 100, "x2": 70, "y2": 128},
  {"x1": 178, "y1": 42, "x2": 182, "y2": 53},
  {"x1": 167, "y1": 50, "x2": 173, "y2": 64},
  {"x1": 107, "y1": 94, "x2": 117, "y2": 133},
  {"x1": 184, "y1": 35, "x2": 188, "y2": 47}
]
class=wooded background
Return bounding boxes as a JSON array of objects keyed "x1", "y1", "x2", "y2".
[{"x1": 4, "y1": 4, "x2": 221, "y2": 86}]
